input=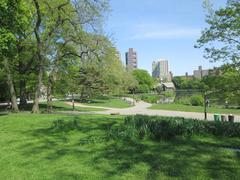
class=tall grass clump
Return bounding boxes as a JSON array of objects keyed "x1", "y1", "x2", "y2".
[{"x1": 110, "y1": 115, "x2": 240, "y2": 141}]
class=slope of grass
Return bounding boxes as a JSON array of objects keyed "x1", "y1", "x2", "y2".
[
  {"x1": 82, "y1": 97, "x2": 133, "y2": 108},
  {"x1": 0, "y1": 101, "x2": 106, "y2": 113},
  {"x1": 149, "y1": 103, "x2": 240, "y2": 115},
  {"x1": 0, "y1": 114, "x2": 240, "y2": 179},
  {"x1": 40, "y1": 101, "x2": 106, "y2": 112}
]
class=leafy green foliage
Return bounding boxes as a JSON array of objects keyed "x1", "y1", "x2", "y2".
[
  {"x1": 172, "y1": 76, "x2": 205, "y2": 90},
  {"x1": 132, "y1": 69, "x2": 154, "y2": 93},
  {"x1": 140, "y1": 94, "x2": 160, "y2": 103},
  {"x1": 190, "y1": 95, "x2": 204, "y2": 106},
  {"x1": 202, "y1": 66, "x2": 240, "y2": 105},
  {"x1": 196, "y1": 1, "x2": 240, "y2": 64}
]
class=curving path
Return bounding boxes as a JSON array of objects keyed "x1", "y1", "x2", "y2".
[{"x1": 65, "y1": 98, "x2": 240, "y2": 122}]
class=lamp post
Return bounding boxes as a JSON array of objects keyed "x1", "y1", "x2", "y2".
[{"x1": 203, "y1": 92, "x2": 210, "y2": 120}]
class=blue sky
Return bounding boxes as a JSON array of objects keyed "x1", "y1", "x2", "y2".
[{"x1": 105, "y1": 0, "x2": 227, "y2": 76}]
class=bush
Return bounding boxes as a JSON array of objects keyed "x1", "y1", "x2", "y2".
[
  {"x1": 175, "y1": 96, "x2": 191, "y2": 105},
  {"x1": 110, "y1": 115, "x2": 240, "y2": 141},
  {"x1": 140, "y1": 94, "x2": 160, "y2": 103},
  {"x1": 164, "y1": 91, "x2": 175, "y2": 98},
  {"x1": 190, "y1": 95, "x2": 203, "y2": 106}
]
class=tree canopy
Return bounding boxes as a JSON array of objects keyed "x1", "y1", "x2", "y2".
[
  {"x1": 132, "y1": 69, "x2": 154, "y2": 93},
  {"x1": 0, "y1": 0, "x2": 134, "y2": 113},
  {"x1": 196, "y1": 0, "x2": 240, "y2": 65}
]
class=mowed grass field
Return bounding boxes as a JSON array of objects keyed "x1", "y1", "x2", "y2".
[
  {"x1": 40, "y1": 101, "x2": 106, "y2": 112},
  {"x1": 0, "y1": 101, "x2": 106, "y2": 113},
  {"x1": 82, "y1": 97, "x2": 133, "y2": 108},
  {"x1": 150, "y1": 103, "x2": 240, "y2": 115},
  {"x1": 1, "y1": 114, "x2": 240, "y2": 179}
]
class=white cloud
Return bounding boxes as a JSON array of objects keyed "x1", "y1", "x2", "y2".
[{"x1": 127, "y1": 23, "x2": 202, "y2": 40}]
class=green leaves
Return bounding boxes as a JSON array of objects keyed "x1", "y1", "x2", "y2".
[
  {"x1": 196, "y1": 1, "x2": 240, "y2": 64},
  {"x1": 132, "y1": 69, "x2": 154, "y2": 93},
  {"x1": 0, "y1": 29, "x2": 16, "y2": 53}
]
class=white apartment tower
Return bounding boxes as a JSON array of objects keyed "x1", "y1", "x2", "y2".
[{"x1": 152, "y1": 60, "x2": 171, "y2": 82}]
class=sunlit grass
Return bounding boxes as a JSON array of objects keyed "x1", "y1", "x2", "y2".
[
  {"x1": 0, "y1": 114, "x2": 240, "y2": 179},
  {"x1": 149, "y1": 103, "x2": 240, "y2": 115},
  {"x1": 82, "y1": 97, "x2": 133, "y2": 108}
]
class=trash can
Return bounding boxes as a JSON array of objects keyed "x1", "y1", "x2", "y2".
[
  {"x1": 228, "y1": 114, "x2": 234, "y2": 122},
  {"x1": 221, "y1": 115, "x2": 227, "y2": 122},
  {"x1": 214, "y1": 114, "x2": 221, "y2": 122}
]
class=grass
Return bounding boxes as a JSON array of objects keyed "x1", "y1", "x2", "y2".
[
  {"x1": 123, "y1": 93, "x2": 160, "y2": 103},
  {"x1": 0, "y1": 114, "x2": 240, "y2": 179},
  {"x1": 82, "y1": 97, "x2": 133, "y2": 108},
  {"x1": 0, "y1": 101, "x2": 106, "y2": 113},
  {"x1": 40, "y1": 101, "x2": 106, "y2": 112},
  {"x1": 149, "y1": 103, "x2": 240, "y2": 115}
]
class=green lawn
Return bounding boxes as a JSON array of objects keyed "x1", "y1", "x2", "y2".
[
  {"x1": 40, "y1": 101, "x2": 106, "y2": 112},
  {"x1": 0, "y1": 101, "x2": 106, "y2": 113},
  {"x1": 149, "y1": 103, "x2": 240, "y2": 115},
  {"x1": 82, "y1": 97, "x2": 133, "y2": 108},
  {"x1": 0, "y1": 114, "x2": 240, "y2": 179}
]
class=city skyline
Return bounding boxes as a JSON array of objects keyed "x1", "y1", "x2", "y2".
[{"x1": 106, "y1": 0, "x2": 226, "y2": 75}]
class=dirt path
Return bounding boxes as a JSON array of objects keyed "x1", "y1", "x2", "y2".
[{"x1": 65, "y1": 98, "x2": 240, "y2": 122}]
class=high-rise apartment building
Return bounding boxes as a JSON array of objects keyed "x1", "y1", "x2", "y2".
[
  {"x1": 152, "y1": 61, "x2": 161, "y2": 78},
  {"x1": 152, "y1": 60, "x2": 171, "y2": 81},
  {"x1": 125, "y1": 48, "x2": 137, "y2": 71}
]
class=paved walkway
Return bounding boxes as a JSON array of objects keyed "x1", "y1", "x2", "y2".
[{"x1": 65, "y1": 98, "x2": 240, "y2": 122}]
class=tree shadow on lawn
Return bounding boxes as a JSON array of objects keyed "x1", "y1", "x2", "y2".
[
  {"x1": 20, "y1": 116, "x2": 118, "y2": 154},
  {"x1": 0, "y1": 112, "x2": 8, "y2": 116},
  {"x1": 24, "y1": 103, "x2": 76, "y2": 112},
  {"x1": 20, "y1": 117, "x2": 240, "y2": 179},
  {"x1": 92, "y1": 137, "x2": 240, "y2": 179}
]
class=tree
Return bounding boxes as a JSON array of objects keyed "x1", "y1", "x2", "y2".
[
  {"x1": 132, "y1": 69, "x2": 154, "y2": 93},
  {"x1": 29, "y1": 0, "x2": 110, "y2": 113},
  {"x1": 0, "y1": 0, "x2": 31, "y2": 112},
  {"x1": 172, "y1": 77, "x2": 205, "y2": 90},
  {"x1": 196, "y1": 0, "x2": 240, "y2": 65},
  {"x1": 202, "y1": 65, "x2": 240, "y2": 105}
]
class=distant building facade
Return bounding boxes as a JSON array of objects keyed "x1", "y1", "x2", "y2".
[
  {"x1": 125, "y1": 48, "x2": 137, "y2": 71},
  {"x1": 178, "y1": 66, "x2": 221, "y2": 79},
  {"x1": 152, "y1": 60, "x2": 172, "y2": 82},
  {"x1": 193, "y1": 66, "x2": 209, "y2": 79}
]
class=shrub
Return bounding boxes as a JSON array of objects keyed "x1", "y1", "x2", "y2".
[
  {"x1": 175, "y1": 96, "x2": 191, "y2": 105},
  {"x1": 140, "y1": 94, "x2": 160, "y2": 103},
  {"x1": 190, "y1": 95, "x2": 203, "y2": 106},
  {"x1": 109, "y1": 115, "x2": 240, "y2": 141},
  {"x1": 164, "y1": 91, "x2": 175, "y2": 98}
]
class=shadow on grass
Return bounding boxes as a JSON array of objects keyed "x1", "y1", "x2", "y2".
[
  {"x1": 0, "y1": 112, "x2": 8, "y2": 116},
  {"x1": 20, "y1": 116, "x2": 240, "y2": 179},
  {"x1": 91, "y1": 137, "x2": 240, "y2": 179},
  {"x1": 23, "y1": 103, "x2": 73, "y2": 112}
]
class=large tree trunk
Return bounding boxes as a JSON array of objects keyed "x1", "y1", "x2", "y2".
[
  {"x1": 32, "y1": 65, "x2": 43, "y2": 113},
  {"x1": 3, "y1": 58, "x2": 19, "y2": 112},
  {"x1": 19, "y1": 79, "x2": 27, "y2": 109},
  {"x1": 32, "y1": 0, "x2": 43, "y2": 114},
  {"x1": 72, "y1": 93, "x2": 75, "y2": 111},
  {"x1": 47, "y1": 75, "x2": 53, "y2": 113}
]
